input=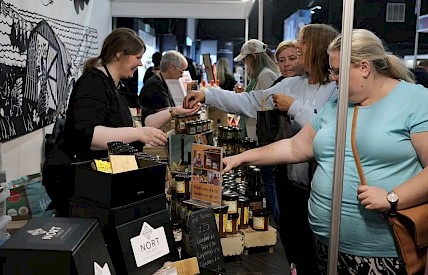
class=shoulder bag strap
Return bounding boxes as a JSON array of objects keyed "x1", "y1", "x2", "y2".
[{"x1": 351, "y1": 104, "x2": 368, "y2": 186}]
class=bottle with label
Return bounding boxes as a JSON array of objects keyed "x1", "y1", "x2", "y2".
[
  {"x1": 249, "y1": 167, "x2": 263, "y2": 226},
  {"x1": 172, "y1": 220, "x2": 184, "y2": 259}
]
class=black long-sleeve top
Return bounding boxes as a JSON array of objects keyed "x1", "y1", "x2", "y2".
[{"x1": 64, "y1": 68, "x2": 134, "y2": 161}]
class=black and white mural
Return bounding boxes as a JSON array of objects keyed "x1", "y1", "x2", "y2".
[{"x1": 0, "y1": 0, "x2": 99, "y2": 142}]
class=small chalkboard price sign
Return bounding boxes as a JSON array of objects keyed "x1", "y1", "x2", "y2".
[{"x1": 186, "y1": 208, "x2": 225, "y2": 272}]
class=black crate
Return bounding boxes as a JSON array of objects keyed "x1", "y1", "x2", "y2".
[
  {"x1": 69, "y1": 193, "x2": 167, "y2": 229},
  {"x1": 0, "y1": 217, "x2": 115, "y2": 275},
  {"x1": 74, "y1": 159, "x2": 166, "y2": 207}
]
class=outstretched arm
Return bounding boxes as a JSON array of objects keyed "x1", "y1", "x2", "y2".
[{"x1": 222, "y1": 123, "x2": 316, "y2": 172}]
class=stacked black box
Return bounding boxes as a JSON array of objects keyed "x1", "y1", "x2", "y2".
[
  {"x1": 71, "y1": 159, "x2": 174, "y2": 274},
  {"x1": 0, "y1": 217, "x2": 115, "y2": 275}
]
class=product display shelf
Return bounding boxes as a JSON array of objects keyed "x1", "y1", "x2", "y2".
[{"x1": 239, "y1": 225, "x2": 278, "y2": 255}]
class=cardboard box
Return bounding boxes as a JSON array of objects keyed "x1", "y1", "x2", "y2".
[
  {"x1": 0, "y1": 217, "x2": 115, "y2": 275},
  {"x1": 74, "y1": 159, "x2": 166, "y2": 207}
]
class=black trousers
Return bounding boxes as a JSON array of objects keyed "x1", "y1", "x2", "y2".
[{"x1": 276, "y1": 164, "x2": 319, "y2": 275}]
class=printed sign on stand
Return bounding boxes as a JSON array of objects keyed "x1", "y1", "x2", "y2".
[
  {"x1": 189, "y1": 144, "x2": 223, "y2": 206},
  {"x1": 130, "y1": 222, "x2": 170, "y2": 267}
]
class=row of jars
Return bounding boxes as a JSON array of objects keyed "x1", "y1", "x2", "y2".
[{"x1": 175, "y1": 116, "x2": 213, "y2": 135}]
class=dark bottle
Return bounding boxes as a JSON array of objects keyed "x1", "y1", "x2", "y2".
[
  {"x1": 172, "y1": 220, "x2": 184, "y2": 260},
  {"x1": 249, "y1": 167, "x2": 263, "y2": 227},
  {"x1": 245, "y1": 165, "x2": 257, "y2": 198}
]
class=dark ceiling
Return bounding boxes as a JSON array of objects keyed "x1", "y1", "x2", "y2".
[{"x1": 118, "y1": 0, "x2": 428, "y2": 58}]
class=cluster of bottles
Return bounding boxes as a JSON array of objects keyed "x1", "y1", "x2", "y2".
[
  {"x1": 217, "y1": 125, "x2": 257, "y2": 156},
  {"x1": 214, "y1": 165, "x2": 270, "y2": 238}
]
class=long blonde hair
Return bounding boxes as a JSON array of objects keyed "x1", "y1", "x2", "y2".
[
  {"x1": 246, "y1": 51, "x2": 279, "y2": 79},
  {"x1": 327, "y1": 29, "x2": 414, "y2": 83},
  {"x1": 300, "y1": 24, "x2": 339, "y2": 84},
  {"x1": 216, "y1": 57, "x2": 233, "y2": 85}
]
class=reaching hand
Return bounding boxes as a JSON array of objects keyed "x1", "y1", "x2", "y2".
[
  {"x1": 272, "y1": 93, "x2": 295, "y2": 112},
  {"x1": 174, "y1": 104, "x2": 202, "y2": 116},
  {"x1": 184, "y1": 91, "x2": 206, "y2": 109},
  {"x1": 357, "y1": 185, "x2": 390, "y2": 212},
  {"x1": 222, "y1": 155, "x2": 243, "y2": 173},
  {"x1": 137, "y1": 127, "x2": 168, "y2": 147}
]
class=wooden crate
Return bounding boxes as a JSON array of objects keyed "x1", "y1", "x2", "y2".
[
  {"x1": 220, "y1": 233, "x2": 244, "y2": 256},
  {"x1": 240, "y1": 225, "x2": 277, "y2": 255}
]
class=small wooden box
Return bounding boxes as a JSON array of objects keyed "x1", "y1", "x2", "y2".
[
  {"x1": 220, "y1": 233, "x2": 244, "y2": 256},
  {"x1": 240, "y1": 225, "x2": 277, "y2": 254}
]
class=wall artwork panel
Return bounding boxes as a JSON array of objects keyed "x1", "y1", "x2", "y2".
[{"x1": 0, "y1": 0, "x2": 99, "y2": 142}]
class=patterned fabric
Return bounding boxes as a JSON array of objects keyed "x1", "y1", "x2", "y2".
[{"x1": 314, "y1": 238, "x2": 406, "y2": 275}]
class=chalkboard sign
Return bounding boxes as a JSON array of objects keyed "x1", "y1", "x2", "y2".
[{"x1": 186, "y1": 208, "x2": 225, "y2": 272}]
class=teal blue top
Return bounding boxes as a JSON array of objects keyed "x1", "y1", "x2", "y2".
[{"x1": 310, "y1": 80, "x2": 428, "y2": 257}]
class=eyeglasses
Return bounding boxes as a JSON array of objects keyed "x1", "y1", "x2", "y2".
[
  {"x1": 176, "y1": 67, "x2": 185, "y2": 74},
  {"x1": 328, "y1": 68, "x2": 340, "y2": 79}
]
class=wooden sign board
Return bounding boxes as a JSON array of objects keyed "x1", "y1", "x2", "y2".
[{"x1": 186, "y1": 208, "x2": 225, "y2": 272}]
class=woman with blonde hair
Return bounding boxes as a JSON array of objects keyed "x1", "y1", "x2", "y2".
[{"x1": 216, "y1": 57, "x2": 236, "y2": 90}]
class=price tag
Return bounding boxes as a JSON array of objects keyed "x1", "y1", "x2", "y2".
[{"x1": 130, "y1": 222, "x2": 170, "y2": 267}]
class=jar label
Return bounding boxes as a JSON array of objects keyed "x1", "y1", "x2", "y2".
[
  {"x1": 253, "y1": 216, "x2": 264, "y2": 230},
  {"x1": 214, "y1": 213, "x2": 220, "y2": 231},
  {"x1": 176, "y1": 180, "x2": 185, "y2": 194},
  {"x1": 222, "y1": 214, "x2": 227, "y2": 233},
  {"x1": 226, "y1": 220, "x2": 233, "y2": 233},
  {"x1": 244, "y1": 206, "x2": 249, "y2": 224},
  {"x1": 173, "y1": 228, "x2": 182, "y2": 242},
  {"x1": 223, "y1": 200, "x2": 237, "y2": 213}
]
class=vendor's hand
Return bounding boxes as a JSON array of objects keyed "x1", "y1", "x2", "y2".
[
  {"x1": 184, "y1": 91, "x2": 205, "y2": 109},
  {"x1": 138, "y1": 127, "x2": 167, "y2": 147},
  {"x1": 272, "y1": 93, "x2": 295, "y2": 112},
  {"x1": 357, "y1": 185, "x2": 390, "y2": 212},
  {"x1": 222, "y1": 155, "x2": 243, "y2": 173},
  {"x1": 174, "y1": 104, "x2": 202, "y2": 116},
  {"x1": 234, "y1": 83, "x2": 245, "y2": 93}
]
